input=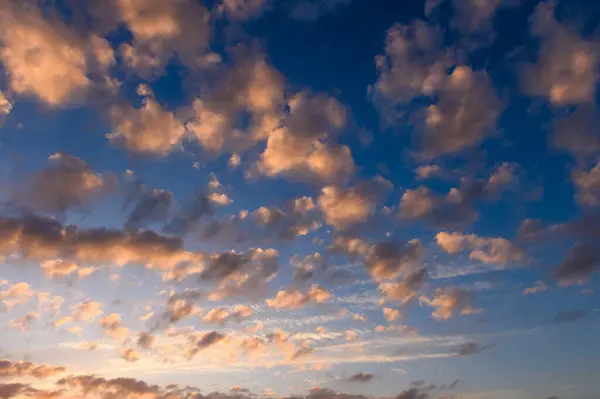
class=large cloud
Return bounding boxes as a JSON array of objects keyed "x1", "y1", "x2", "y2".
[
  {"x1": 107, "y1": 87, "x2": 187, "y2": 156},
  {"x1": 15, "y1": 153, "x2": 116, "y2": 214},
  {"x1": 107, "y1": 0, "x2": 211, "y2": 76},
  {"x1": 0, "y1": 1, "x2": 114, "y2": 107},
  {"x1": 258, "y1": 92, "x2": 355, "y2": 185},
  {"x1": 520, "y1": 1, "x2": 599, "y2": 105},
  {"x1": 373, "y1": 20, "x2": 502, "y2": 157}
]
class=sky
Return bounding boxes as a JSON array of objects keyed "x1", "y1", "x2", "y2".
[{"x1": 0, "y1": 0, "x2": 599, "y2": 398}]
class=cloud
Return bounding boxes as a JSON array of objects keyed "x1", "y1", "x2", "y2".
[
  {"x1": 456, "y1": 342, "x2": 495, "y2": 356},
  {"x1": 318, "y1": 185, "x2": 376, "y2": 230},
  {"x1": 378, "y1": 270, "x2": 427, "y2": 304},
  {"x1": 258, "y1": 92, "x2": 355, "y2": 185},
  {"x1": 523, "y1": 281, "x2": 547, "y2": 295},
  {"x1": 383, "y1": 308, "x2": 403, "y2": 322},
  {"x1": 400, "y1": 163, "x2": 515, "y2": 227},
  {"x1": 420, "y1": 287, "x2": 480, "y2": 321},
  {"x1": 9, "y1": 311, "x2": 38, "y2": 331},
  {"x1": 108, "y1": 0, "x2": 211, "y2": 76},
  {"x1": 266, "y1": 285, "x2": 332, "y2": 309},
  {"x1": 0, "y1": 359, "x2": 65, "y2": 380},
  {"x1": 0, "y1": 91, "x2": 12, "y2": 126},
  {"x1": 107, "y1": 88, "x2": 187, "y2": 156},
  {"x1": 435, "y1": 232, "x2": 524, "y2": 265},
  {"x1": 373, "y1": 21, "x2": 449, "y2": 108},
  {"x1": 420, "y1": 66, "x2": 502, "y2": 157},
  {"x1": 366, "y1": 240, "x2": 425, "y2": 282},
  {"x1": 222, "y1": 0, "x2": 271, "y2": 20},
  {"x1": 553, "y1": 106, "x2": 600, "y2": 159},
  {"x1": 72, "y1": 300, "x2": 104, "y2": 322},
  {"x1": 124, "y1": 179, "x2": 175, "y2": 230},
  {"x1": 121, "y1": 348, "x2": 141, "y2": 363},
  {"x1": 555, "y1": 244, "x2": 600, "y2": 285},
  {"x1": 203, "y1": 305, "x2": 254, "y2": 325},
  {"x1": 520, "y1": 1, "x2": 599, "y2": 105},
  {"x1": 373, "y1": 20, "x2": 502, "y2": 156},
  {"x1": 554, "y1": 310, "x2": 588, "y2": 324},
  {"x1": 346, "y1": 372, "x2": 375, "y2": 383},
  {"x1": 0, "y1": 213, "x2": 207, "y2": 273},
  {"x1": 15, "y1": 153, "x2": 116, "y2": 214},
  {"x1": 572, "y1": 162, "x2": 600, "y2": 207},
  {"x1": 187, "y1": 331, "x2": 227, "y2": 358},
  {"x1": 0, "y1": 1, "x2": 114, "y2": 107},
  {"x1": 99, "y1": 313, "x2": 131, "y2": 343}
]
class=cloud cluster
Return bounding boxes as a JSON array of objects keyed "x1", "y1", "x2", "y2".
[
  {"x1": 420, "y1": 287, "x2": 481, "y2": 321},
  {"x1": 0, "y1": 359, "x2": 65, "y2": 379},
  {"x1": 435, "y1": 231, "x2": 524, "y2": 265},
  {"x1": 15, "y1": 153, "x2": 116, "y2": 214},
  {"x1": 266, "y1": 285, "x2": 332, "y2": 309}
]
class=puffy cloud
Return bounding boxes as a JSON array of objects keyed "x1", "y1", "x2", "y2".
[
  {"x1": 99, "y1": 313, "x2": 131, "y2": 343},
  {"x1": 318, "y1": 186, "x2": 375, "y2": 230},
  {"x1": 414, "y1": 165, "x2": 441, "y2": 180},
  {"x1": 383, "y1": 308, "x2": 402, "y2": 322},
  {"x1": 399, "y1": 187, "x2": 438, "y2": 220},
  {"x1": 420, "y1": 66, "x2": 501, "y2": 157},
  {"x1": 366, "y1": 240, "x2": 425, "y2": 282},
  {"x1": 121, "y1": 348, "x2": 141, "y2": 362},
  {"x1": 420, "y1": 287, "x2": 479, "y2": 321},
  {"x1": 222, "y1": 0, "x2": 270, "y2": 20},
  {"x1": 346, "y1": 372, "x2": 374, "y2": 383},
  {"x1": 400, "y1": 164, "x2": 515, "y2": 227},
  {"x1": 572, "y1": 162, "x2": 600, "y2": 207},
  {"x1": 203, "y1": 305, "x2": 254, "y2": 325},
  {"x1": 373, "y1": 21, "x2": 449, "y2": 107},
  {"x1": 520, "y1": 1, "x2": 599, "y2": 105},
  {"x1": 266, "y1": 285, "x2": 332, "y2": 309},
  {"x1": 0, "y1": 359, "x2": 66, "y2": 379},
  {"x1": 555, "y1": 244, "x2": 600, "y2": 285},
  {"x1": 251, "y1": 198, "x2": 322, "y2": 241},
  {"x1": 107, "y1": 89, "x2": 186, "y2": 156},
  {"x1": 0, "y1": 2, "x2": 114, "y2": 107},
  {"x1": 9, "y1": 311, "x2": 38, "y2": 331},
  {"x1": 258, "y1": 92, "x2": 355, "y2": 185},
  {"x1": 0, "y1": 282, "x2": 34, "y2": 310},
  {"x1": 187, "y1": 50, "x2": 285, "y2": 154},
  {"x1": 435, "y1": 231, "x2": 524, "y2": 265},
  {"x1": 15, "y1": 153, "x2": 116, "y2": 214},
  {"x1": 378, "y1": 269, "x2": 426, "y2": 304},
  {"x1": 72, "y1": 301, "x2": 104, "y2": 322},
  {"x1": 0, "y1": 91, "x2": 12, "y2": 126},
  {"x1": 110, "y1": 0, "x2": 211, "y2": 76},
  {"x1": 373, "y1": 20, "x2": 501, "y2": 156}
]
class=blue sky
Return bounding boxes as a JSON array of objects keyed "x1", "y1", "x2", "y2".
[{"x1": 0, "y1": 0, "x2": 599, "y2": 398}]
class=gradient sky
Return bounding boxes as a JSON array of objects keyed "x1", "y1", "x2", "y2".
[{"x1": 0, "y1": 0, "x2": 599, "y2": 399}]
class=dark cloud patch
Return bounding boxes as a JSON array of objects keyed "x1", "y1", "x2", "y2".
[
  {"x1": 14, "y1": 153, "x2": 116, "y2": 214},
  {"x1": 555, "y1": 245, "x2": 600, "y2": 285},
  {"x1": 555, "y1": 310, "x2": 588, "y2": 324},
  {"x1": 457, "y1": 342, "x2": 495, "y2": 356},
  {"x1": 346, "y1": 373, "x2": 374, "y2": 383}
]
